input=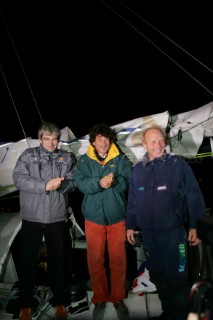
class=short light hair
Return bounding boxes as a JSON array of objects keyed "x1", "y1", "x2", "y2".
[
  {"x1": 38, "y1": 122, "x2": 61, "y2": 140},
  {"x1": 141, "y1": 125, "x2": 166, "y2": 143}
]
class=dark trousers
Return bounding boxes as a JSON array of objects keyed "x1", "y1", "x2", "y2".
[
  {"x1": 150, "y1": 272, "x2": 190, "y2": 320},
  {"x1": 143, "y1": 227, "x2": 190, "y2": 320},
  {"x1": 19, "y1": 220, "x2": 67, "y2": 307}
]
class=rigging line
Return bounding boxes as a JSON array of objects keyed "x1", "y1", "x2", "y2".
[
  {"x1": 169, "y1": 111, "x2": 213, "y2": 132},
  {"x1": 170, "y1": 139, "x2": 194, "y2": 155},
  {"x1": 99, "y1": 0, "x2": 213, "y2": 97},
  {"x1": 169, "y1": 118, "x2": 213, "y2": 139},
  {"x1": 0, "y1": 9, "x2": 44, "y2": 124},
  {"x1": 0, "y1": 64, "x2": 27, "y2": 139},
  {"x1": 196, "y1": 153, "x2": 213, "y2": 158},
  {"x1": 116, "y1": 0, "x2": 213, "y2": 74},
  {"x1": 170, "y1": 103, "x2": 213, "y2": 131}
]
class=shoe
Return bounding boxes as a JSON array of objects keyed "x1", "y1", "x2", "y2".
[
  {"x1": 113, "y1": 300, "x2": 129, "y2": 320},
  {"x1": 54, "y1": 305, "x2": 68, "y2": 320},
  {"x1": 131, "y1": 268, "x2": 157, "y2": 293},
  {"x1": 93, "y1": 302, "x2": 106, "y2": 320},
  {"x1": 6, "y1": 282, "x2": 21, "y2": 315},
  {"x1": 19, "y1": 308, "x2": 32, "y2": 320}
]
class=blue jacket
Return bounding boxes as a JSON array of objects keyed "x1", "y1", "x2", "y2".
[
  {"x1": 126, "y1": 151, "x2": 206, "y2": 231},
  {"x1": 74, "y1": 143, "x2": 132, "y2": 225}
]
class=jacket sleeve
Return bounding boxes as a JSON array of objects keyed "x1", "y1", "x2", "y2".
[
  {"x1": 183, "y1": 161, "x2": 206, "y2": 228},
  {"x1": 58, "y1": 152, "x2": 77, "y2": 194},
  {"x1": 73, "y1": 156, "x2": 102, "y2": 194},
  {"x1": 126, "y1": 167, "x2": 138, "y2": 230},
  {"x1": 13, "y1": 150, "x2": 46, "y2": 194},
  {"x1": 111, "y1": 155, "x2": 132, "y2": 193}
]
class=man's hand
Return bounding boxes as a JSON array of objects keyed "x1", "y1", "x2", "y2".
[
  {"x1": 188, "y1": 228, "x2": 202, "y2": 246},
  {"x1": 46, "y1": 177, "x2": 64, "y2": 191},
  {"x1": 99, "y1": 173, "x2": 115, "y2": 189},
  {"x1": 126, "y1": 229, "x2": 136, "y2": 245}
]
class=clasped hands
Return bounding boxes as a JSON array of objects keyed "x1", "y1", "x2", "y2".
[
  {"x1": 99, "y1": 172, "x2": 114, "y2": 189},
  {"x1": 46, "y1": 177, "x2": 64, "y2": 191}
]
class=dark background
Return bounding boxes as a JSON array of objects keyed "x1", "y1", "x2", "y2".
[{"x1": 1, "y1": 1, "x2": 213, "y2": 141}]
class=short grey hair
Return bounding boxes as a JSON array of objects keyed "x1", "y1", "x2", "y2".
[{"x1": 38, "y1": 122, "x2": 61, "y2": 140}]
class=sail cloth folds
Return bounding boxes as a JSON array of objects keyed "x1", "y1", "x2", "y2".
[{"x1": 169, "y1": 102, "x2": 213, "y2": 157}]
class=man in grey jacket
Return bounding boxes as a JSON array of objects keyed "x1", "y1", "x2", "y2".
[{"x1": 13, "y1": 122, "x2": 76, "y2": 320}]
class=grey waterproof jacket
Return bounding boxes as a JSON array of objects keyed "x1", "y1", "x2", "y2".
[{"x1": 13, "y1": 144, "x2": 76, "y2": 223}]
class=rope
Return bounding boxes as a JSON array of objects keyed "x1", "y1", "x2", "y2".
[
  {"x1": 99, "y1": 0, "x2": 213, "y2": 97},
  {"x1": 0, "y1": 64, "x2": 27, "y2": 139},
  {"x1": 0, "y1": 9, "x2": 44, "y2": 140}
]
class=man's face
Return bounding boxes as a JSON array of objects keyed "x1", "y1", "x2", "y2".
[
  {"x1": 39, "y1": 133, "x2": 59, "y2": 152},
  {"x1": 93, "y1": 134, "x2": 111, "y2": 157},
  {"x1": 143, "y1": 129, "x2": 165, "y2": 160}
]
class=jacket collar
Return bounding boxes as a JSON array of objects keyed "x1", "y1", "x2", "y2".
[
  {"x1": 39, "y1": 144, "x2": 59, "y2": 155},
  {"x1": 87, "y1": 142, "x2": 120, "y2": 164},
  {"x1": 142, "y1": 150, "x2": 167, "y2": 166}
]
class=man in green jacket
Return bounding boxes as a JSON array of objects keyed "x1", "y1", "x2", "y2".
[{"x1": 74, "y1": 123, "x2": 132, "y2": 320}]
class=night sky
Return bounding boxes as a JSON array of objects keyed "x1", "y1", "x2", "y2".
[{"x1": 1, "y1": 1, "x2": 213, "y2": 142}]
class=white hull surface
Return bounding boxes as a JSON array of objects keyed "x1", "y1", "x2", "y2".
[{"x1": 0, "y1": 283, "x2": 162, "y2": 320}]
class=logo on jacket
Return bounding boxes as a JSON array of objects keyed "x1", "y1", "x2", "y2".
[
  {"x1": 178, "y1": 243, "x2": 186, "y2": 272},
  {"x1": 157, "y1": 185, "x2": 167, "y2": 190}
]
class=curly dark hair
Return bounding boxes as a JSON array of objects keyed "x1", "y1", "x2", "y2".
[{"x1": 89, "y1": 123, "x2": 116, "y2": 144}]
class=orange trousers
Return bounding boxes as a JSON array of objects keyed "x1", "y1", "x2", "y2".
[{"x1": 85, "y1": 219, "x2": 127, "y2": 304}]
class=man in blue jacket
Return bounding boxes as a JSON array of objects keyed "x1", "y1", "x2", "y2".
[
  {"x1": 126, "y1": 125, "x2": 206, "y2": 320},
  {"x1": 13, "y1": 122, "x2": 76, "y2": 320},
  {"x1": 74, "y1": 123, "x2": 132, "y2": 320}
]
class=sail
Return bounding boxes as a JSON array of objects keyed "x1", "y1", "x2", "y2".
[{"x1": 0, "y1": 104, "x2": 212, "y2": 198}]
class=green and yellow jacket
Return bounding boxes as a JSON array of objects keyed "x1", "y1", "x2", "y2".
[{"x1": 73, "y1": 143, "x2": 132, "y2": 225}]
